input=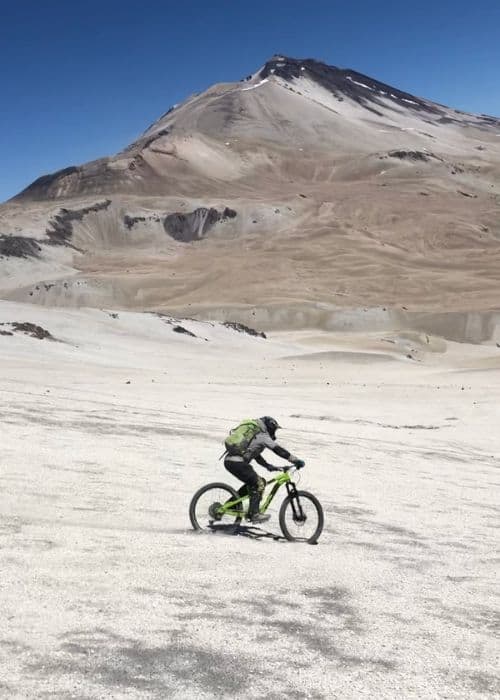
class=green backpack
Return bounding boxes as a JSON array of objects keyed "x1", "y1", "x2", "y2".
[{"x1": 224, "y1": 419, "x2": 261, "y2": 456}]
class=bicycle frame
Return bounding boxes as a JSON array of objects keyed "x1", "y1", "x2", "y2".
[{"x1": 218, "y1": 467, "x2": 299, "y2": 517}]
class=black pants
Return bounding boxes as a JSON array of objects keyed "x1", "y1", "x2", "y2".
[{"x1": 224, "y1": 458, "x2": 265, "y2": 516}]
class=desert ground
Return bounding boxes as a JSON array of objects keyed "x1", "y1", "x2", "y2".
[{"x1": 1, "y1": 301, "x2": 498, "y2": 699}]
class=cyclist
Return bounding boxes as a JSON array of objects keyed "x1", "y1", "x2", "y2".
[{"x1": 224, "y1": 416, "x2": 304, "y2": 524}]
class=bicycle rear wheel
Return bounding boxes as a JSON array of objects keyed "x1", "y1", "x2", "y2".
[
  {"x1": 279, "y1": 490, "x2": 324, "y2": 543},
  {"x1": 189, "y1": 482, "x2": 243, "y2": 532}
]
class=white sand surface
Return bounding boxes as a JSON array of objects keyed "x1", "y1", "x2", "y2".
[{"x1": 1, "y1": 301, "x2": 499, "y2": 698}]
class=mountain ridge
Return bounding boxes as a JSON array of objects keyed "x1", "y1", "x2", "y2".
[
  {"x1": 1, "y1": 55, "x2": 499, "y2": 328},
  {"x1": 11, "y1": 55, "x2": 500, "y2": 203}
]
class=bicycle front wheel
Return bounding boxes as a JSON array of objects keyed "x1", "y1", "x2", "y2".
[
  {"x1": 279, "y1": 490, "x2": 324, "y2": 543},
  {"x1": 189, "y1": 482, "x2": 243, "y2": 532}
]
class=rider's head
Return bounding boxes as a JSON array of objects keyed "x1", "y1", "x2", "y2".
[{"x1": 260, "y1": 416, "x2": 281, "y2": 439}]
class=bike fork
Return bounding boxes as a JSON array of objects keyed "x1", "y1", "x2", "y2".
[{"x1": 286, "y1": 483, "x2": 305, "y2": 521}]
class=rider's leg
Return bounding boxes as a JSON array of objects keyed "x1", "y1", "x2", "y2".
[
  {"x1": 247, "y1": 476, "x2": 266, "y2": 520},
  {"x1": 237, "y1": 483, "x2": 249, "y2": 498},
  {"x1": 224, "y1": 457, "x2": 257, "y2": 486},
  {"x1": 224, "y1": 459, "x2": 267, "y2": 520},
  {"x1": 223, "y1": 458, "x2": 252, "y2": 507}
]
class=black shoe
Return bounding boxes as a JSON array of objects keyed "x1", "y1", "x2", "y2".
[{"x1": 246, "y1": 513, "x2": 271, "y2": 524}]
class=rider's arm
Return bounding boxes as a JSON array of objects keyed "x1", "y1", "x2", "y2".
[
  {"x1": 255, "y1": 453, "x2": 272, "y2": 469},
  {"x1": 273, "y1": 443, "x2": 299, "y2": 462},
  {"x1": 261, "y1": 434, "x2": 299, "y2": 463}
]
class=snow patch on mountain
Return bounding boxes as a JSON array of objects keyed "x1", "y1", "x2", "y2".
[{"x1": 241, "y1": 78, "x2": 269, "y2": 92}]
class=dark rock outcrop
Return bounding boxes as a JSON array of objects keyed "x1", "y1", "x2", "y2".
[
  {"x1": 172, "y1": 325, "x2": 196, "y2": 337},
  {"x1": 124, "y1": 215, "x2": 146, "y2": 230},
  {"x1": 164, "y1": 207, "x2": 237, "y2": 242},
  {"x1": 0, "y1": 322, "x2": 55, "y2": 340},
  {"x1": 46, "y1": 200, "x2": 112, "y2": 246},
  {"x1": 223, "y1": 321, "x2": 266, "y2": 339},
  {"x1": 124, "y1": 213, "x2": 161, "y2": 230},
  {"x1": 0, "y1": 236, "x2": 42, "y2": 258},
  {"x1": 387, "y1": 150, "x2": 433, "y2": 162}
]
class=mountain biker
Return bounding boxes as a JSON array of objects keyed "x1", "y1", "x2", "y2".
[{"x1": 224, "y1": 416, "x2": 305, "y2": 524}]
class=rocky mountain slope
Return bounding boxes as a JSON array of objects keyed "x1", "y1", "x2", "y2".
[{"x1": 1, "y1": 55, "x2": 500, "y2": 332}]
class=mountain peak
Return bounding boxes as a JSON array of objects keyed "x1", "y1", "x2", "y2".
[
  {"x1": 256, "y1": 55, "x2": 439, "y2": 116},
  {"x1": 1, "y1": 53, "x2": 500, "y2": 319},
  {"x1": 6, "y1": 54, "x2": 500, "y2": 206}
]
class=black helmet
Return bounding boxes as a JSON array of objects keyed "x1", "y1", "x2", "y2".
[{"x1": 260, "y1": 416, "x2": 281, "y2": 439}]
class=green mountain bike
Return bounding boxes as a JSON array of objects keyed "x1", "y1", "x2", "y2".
[{"x1": 189, "y1": 465, "x2": 324, "y2": 543}]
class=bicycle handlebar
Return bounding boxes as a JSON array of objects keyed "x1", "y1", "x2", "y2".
[{"x1": 282, "y1": 464, "x2": 304, "y2": 474}]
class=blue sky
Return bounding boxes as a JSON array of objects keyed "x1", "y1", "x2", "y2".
[{"x1": 1, "y1": 0, "x2": 499, "y2": 202}]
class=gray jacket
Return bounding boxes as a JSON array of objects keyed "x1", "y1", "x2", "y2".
[{"x1": 226, "y1": 419, "x2": 298, "y2": 467}]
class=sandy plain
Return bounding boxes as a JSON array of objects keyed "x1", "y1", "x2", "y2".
[{"x1": 1, "y1": 301, "x2": 499, "y2": 699}]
